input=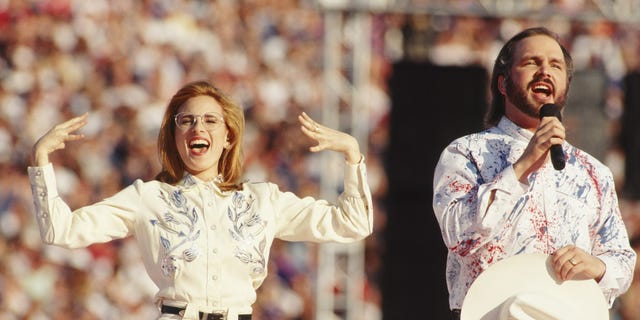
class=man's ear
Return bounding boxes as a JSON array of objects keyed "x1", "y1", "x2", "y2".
[{"x1": 497, "y1": 75, "x2": 507, "y2": 95}]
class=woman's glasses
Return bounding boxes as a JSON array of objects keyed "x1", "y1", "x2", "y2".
[{"x1": 174, "y1": 112, "x2": 225, "y2": 131}]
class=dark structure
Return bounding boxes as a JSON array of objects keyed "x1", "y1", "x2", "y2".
[{"x1": 383, "y1": 62, "x2": 488, "y2": 319}]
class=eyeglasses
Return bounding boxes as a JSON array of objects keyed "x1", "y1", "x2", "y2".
[{"x1": 174, "y1": 112, "x2": 225, "y2": 131}]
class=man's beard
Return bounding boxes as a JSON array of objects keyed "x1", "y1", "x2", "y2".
[{"x1": 505, "y1": 77, "x2": 567, "y2": 117}]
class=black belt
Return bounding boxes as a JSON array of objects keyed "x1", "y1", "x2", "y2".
[{"x1": 161, "y1": 305, "x2": 252, "y2": 320}]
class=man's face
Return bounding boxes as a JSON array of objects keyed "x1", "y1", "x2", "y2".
[{"x1": 501, "y1": 35, "x2": 569, "y2": 126}]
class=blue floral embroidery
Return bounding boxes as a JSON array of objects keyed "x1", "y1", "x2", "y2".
[
  {"x1": 228, "y1": 191, "x2": 267, "y2": 275},
  {"x1": 151, "y1": 188, "x2": 201, "y2": 278}
]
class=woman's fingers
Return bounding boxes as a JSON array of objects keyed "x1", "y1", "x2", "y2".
[
  {"x1": 33, "y1": 113, "x2": 89, "y2": 166},
  {"x1": 297, "y1": 112, "x2": 361, "y2": 163}
]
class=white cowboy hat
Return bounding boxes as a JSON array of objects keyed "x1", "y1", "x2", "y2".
[{"x1": 460, "y1": 253, "x2": 609, "y2": 320}]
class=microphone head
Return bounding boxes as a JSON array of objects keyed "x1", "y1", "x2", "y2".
[{"x1": 539, "y1": 103, "x2": 562, "y2": 120}]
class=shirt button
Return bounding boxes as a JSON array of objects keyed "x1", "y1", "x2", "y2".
[
  {"x1": 212, "y1": 248, "x2": 218, "y2": 254},
  {"x1": 207, "y1": 202, "x2": 213, "y2": 207},
  {"x1": 210, "y1": 225, "x2": 217, "y2": 230},
  {"x1": 212, "y1": 275, "x2": 218, "y2": 281}
]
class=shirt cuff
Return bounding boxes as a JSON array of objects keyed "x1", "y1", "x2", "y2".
[
  {"x1": 343, "y1": 156, "x2": 366, "y2": 195},
  {"x1": 596, "y1": 256, "x2": 622, "y2": 306},
  {"x1": 27, "y1": 163, "x2": 59, "y2": 244},
  {"x1": 478, "y1": 165, "x2": 528, "y2": 226},
  {"x1": 500, "y1": 165, "x2": 529, "y2": 194},
  {"x1": 28, "y1": 163, "x2": 60, "y2": 201}
]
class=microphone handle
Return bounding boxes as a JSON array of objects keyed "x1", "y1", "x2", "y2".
[
  {"x1": 550, "y1": 145, "x2": 565, "y2": 170},
  {"x1": 539, "y1": 104, "x2": 565, "y2": 171}
]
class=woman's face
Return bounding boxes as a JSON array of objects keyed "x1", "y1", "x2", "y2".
[{"x1": 174, "y1": 95, "x2": 229, "y2": 181}]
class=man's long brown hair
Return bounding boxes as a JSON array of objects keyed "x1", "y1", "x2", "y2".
[{"x1": 155, "y1": 80, "x2": 245, "y2": 191}]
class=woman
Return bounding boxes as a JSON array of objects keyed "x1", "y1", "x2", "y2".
[{"x1": 28, "y1": 80, "x2": 373, "y2": 320}]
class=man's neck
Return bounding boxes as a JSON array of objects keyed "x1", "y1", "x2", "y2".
[{"x1": 504, "y1": 109, "x2": 538, "y2": 132}]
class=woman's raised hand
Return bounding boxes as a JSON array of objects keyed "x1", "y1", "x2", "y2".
[
  {"x1": 298, "y1": 112, "x2": 362, "y2": 164},
  {"x1": 32, "y1": 113, "x2": 89, "y2": 166}
]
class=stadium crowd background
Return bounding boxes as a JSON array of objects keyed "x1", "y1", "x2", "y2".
[{"x1": 0, "y1": 1, "x2": 639, "y2": 319}]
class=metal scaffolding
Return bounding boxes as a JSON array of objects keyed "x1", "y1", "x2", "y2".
[
  {"x1": 317, "y1": 0, "x2": 640, "y2": 23},
  {"x1": 314, "y1": 9, "x2": 372, "y2": 320}
]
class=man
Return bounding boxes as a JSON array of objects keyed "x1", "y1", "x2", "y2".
[{"x1": 432, "y1": 27, "x2": 636, "y2": 319}]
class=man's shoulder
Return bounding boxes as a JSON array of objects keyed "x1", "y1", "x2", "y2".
[
  {"x1": 568, "y1": 144, "x2": 609, "y2": 169},
  {"x1": 449, "y1": 126, "x2": 503, "y2": 143}
]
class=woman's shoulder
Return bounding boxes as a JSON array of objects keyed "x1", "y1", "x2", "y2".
[
  {"x1": 125, "y1": 178, "x2": 173, "y2": 194},
  {"x1": 240, "y1": 179, "x2": 278, "y2": 192}
]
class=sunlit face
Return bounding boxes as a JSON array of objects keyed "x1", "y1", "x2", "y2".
[
  {"x1": 499, "y1": 35, "x2": 569, "y2": 129},
  {"x1": 175, "y1": 95, "x2": 229, "y2": 181}
]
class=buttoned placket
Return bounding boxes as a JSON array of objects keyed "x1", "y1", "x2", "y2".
[
  {"x1": 536, "y1": 166, "x2": 556, "y2": 252},
  {"x1": 202, "y1": 182, "x2": 222, "y2": 308}
]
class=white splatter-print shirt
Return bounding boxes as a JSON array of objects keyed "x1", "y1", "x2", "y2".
[
  {"x1": 432, "y1": 116, "x2": 636, "y2": 310},
  {"x1": 28, "y1": 160, "x2": 372, "y2": 319}
]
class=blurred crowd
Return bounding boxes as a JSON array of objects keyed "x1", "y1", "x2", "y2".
[{"x1": 1, "y1": 1, "x2": 640, "y2": 319}]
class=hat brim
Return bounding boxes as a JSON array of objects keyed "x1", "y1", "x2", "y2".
[{"x1": 461, "y1": 253, "x2": 608, "y2": 320}]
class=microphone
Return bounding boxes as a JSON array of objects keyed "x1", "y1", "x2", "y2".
[{"x1": 539, "y1": 103, "x2": 565, "y2": 170}]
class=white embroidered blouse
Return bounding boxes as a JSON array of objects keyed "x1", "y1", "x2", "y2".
[{"x1": 28, "y1": 160, "x2": 373, "y2": 319}]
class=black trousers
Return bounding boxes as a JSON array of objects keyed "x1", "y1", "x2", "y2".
[{"x1": 451, "y1": 309, "x2": 461, "y2": 320}]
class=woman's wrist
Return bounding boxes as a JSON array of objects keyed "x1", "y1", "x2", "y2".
[{"x1": 346, "y1": 152, "x2": 362, "y2": 165}]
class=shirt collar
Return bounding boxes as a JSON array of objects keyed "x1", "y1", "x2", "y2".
[
  {"x1": 178, "y1": 174, "x2": 198, "y2": 189},
  {"x1": 177, "y1": 173, "x2": 231, "y2": 196},
  {"x1": 497, "y1": 116, "x2": 533, "y2": 142}
]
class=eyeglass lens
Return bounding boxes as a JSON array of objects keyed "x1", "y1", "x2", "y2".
[{"x1": 175, "y1": 112, "x2": 224, "y2": 130}]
